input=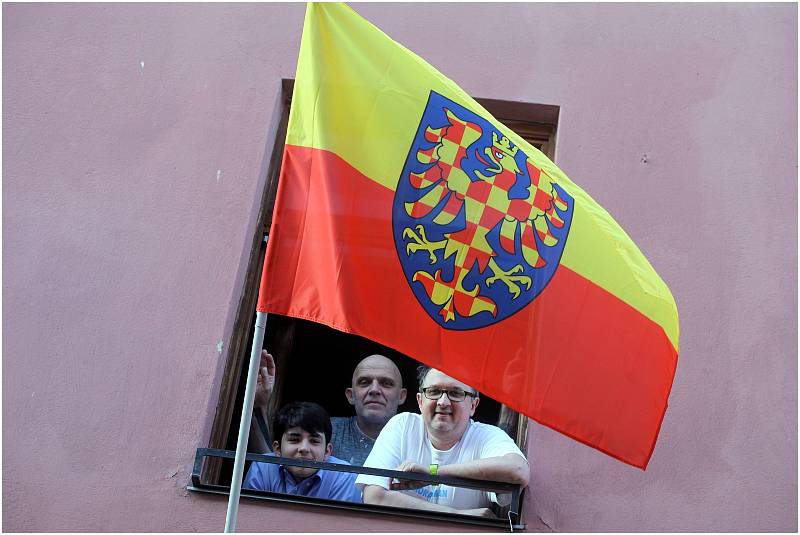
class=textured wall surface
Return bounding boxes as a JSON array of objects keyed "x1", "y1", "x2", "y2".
[{"x1": 3, "y1": 3, "x2": 796, "y2": 532}]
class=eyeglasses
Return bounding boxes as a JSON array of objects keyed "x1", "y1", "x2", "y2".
[{"x1": 420, "y1": 386, "x2": 476, "y2": 402}]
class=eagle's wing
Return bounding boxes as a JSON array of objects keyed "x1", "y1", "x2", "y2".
[
  {"x1": 498, "y1": 161, "x2": 568, "y2": 269},
  {"x1": 404, "y1": 109, "x2": 482, "y2": 225}
]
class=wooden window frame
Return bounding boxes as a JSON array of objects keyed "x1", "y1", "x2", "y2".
[{"x1": 201, "y1": 79, "x2": 559, "y2": 495}]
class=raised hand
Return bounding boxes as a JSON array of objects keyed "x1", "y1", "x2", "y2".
[{"x1": 254, "y1": 350, "x2": 276, "y2": 408}]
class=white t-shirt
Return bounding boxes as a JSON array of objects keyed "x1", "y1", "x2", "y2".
[{"x1": 355, "y1": 412, "x2": 527, "y2": 509}]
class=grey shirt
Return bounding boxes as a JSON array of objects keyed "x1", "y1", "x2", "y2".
[{"x1": 330, "y1": 416, "x2": 375, "y2": 466}]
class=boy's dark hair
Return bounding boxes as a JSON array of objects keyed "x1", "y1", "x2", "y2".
[{"x1": 273, "y1": 401, "x2": 333, "y2": 444}]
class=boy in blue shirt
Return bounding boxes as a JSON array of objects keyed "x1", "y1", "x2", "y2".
[{"x1": 244, "y1": 401, "x2": 361, "y2": 503}]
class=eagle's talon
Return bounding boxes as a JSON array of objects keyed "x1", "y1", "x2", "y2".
[
  {"x1": 403, "y1": 224, "x2": 446, "y2": 264},
  {"x1": 487, "y1": 259, "x2": 531, "y2": 299}
]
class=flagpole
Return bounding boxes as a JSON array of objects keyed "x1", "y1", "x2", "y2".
[{"x1": 224, "y1": 310, "x2": 268, "y2": 532}]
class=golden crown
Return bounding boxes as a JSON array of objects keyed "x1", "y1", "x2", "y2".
[{"x1": 492, "y1": 131, "x2": 519, "y2": 156}]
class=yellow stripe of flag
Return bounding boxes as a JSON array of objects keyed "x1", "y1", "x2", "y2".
[{"x1": 287, "y1": 2, "x2": 679, "y2": 351}]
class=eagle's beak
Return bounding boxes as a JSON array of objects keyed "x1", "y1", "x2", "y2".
[{"x1": 483, "y1": 148, "x2": 502, "y2": 173}]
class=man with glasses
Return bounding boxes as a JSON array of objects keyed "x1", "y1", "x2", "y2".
[{"x1": 355, "y1": 366, "x2": 529, "y2": 517}]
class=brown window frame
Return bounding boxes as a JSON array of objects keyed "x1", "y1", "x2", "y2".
[{"x1": 197, "y1": 78, "x2": 559, "y2": 525}]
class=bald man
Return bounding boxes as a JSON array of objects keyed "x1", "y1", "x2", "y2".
[{"x1": 252, "y1": 352, "x2": 406, "y2": 466}]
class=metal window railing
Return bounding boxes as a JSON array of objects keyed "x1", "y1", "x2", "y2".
[{"x1": 189, "y1": 448, "x2": 525, "y2": 531}]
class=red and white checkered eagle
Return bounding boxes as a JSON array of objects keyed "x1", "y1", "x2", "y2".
[{"x1": 402, "y1": 108, "x2": 568, "y2": 322}]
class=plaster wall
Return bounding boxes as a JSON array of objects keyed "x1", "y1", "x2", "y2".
[{"x1": 3, "y1": 3, "x2": 796, "y2": 532}]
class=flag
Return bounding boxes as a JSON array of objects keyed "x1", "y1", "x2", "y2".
[{"x1": 257, "y1": 2, "x2": 679, "y2": 469}]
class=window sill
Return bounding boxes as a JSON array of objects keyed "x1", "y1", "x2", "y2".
[{"x1": 189, "y1": 448, "x2": 525, "y2": 531}]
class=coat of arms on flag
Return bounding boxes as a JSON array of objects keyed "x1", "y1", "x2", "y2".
[{"x1": 394, "y1": 92, "x2": 574, "y2": 329}]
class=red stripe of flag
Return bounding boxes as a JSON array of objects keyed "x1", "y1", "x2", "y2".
[{"x1": 258, "y1": 145, "x2": 677, "y2": 468}]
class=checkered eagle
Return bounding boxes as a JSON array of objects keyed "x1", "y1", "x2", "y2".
[{"x1": 396, "y1": 102, "x2": 571, "y2": 327}]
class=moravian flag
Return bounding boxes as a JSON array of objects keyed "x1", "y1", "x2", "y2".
[{"x1": 257, "y1": 2, "x2": 679, "y2": 469}]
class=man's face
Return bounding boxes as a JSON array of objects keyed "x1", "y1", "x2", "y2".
[
  {"x1": 416, "y1": 369, "x2": 479, "y2": 443},
  {"x1": 346, "y1": 355, "x2": 407, "y2": 427},
  {"x1": 273, "y1": 427, "x2": 332, "y2": 481}
]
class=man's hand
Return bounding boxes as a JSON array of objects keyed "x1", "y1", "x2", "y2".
[
  {"x1": 363, "y1": 484, "x2": 497, "y2": 518},
  {"x1": 462, "y1": 508, "x2": 496, "y2": 518},
  {"x1": 389, "y1": 460, "x2": 431, "y2": 490},
  {"x1": 254, "y1": 350, "x2": 275, "y2": 408}
]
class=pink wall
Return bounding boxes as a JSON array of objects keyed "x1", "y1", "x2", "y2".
[{"x1": 4, "y1": 3, "x2": 796, "y2": 532}]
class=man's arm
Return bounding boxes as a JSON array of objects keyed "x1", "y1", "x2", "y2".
[
  {"x1": 389, "y1": 453, "x2": 530, "y2": 490},
  {"x1": 437, "y1": 453, "x2": 529, "y2": 486},
  {"x1": 248, "y1": 350, "x2": 276, "y2": 453},
  {"x1": 362, "y1": 485, "x2": 493, "y2": 518}
]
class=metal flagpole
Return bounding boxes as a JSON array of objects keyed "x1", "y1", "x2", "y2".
[{"x1": 224, "y1": 310, "x2": 268, "y2": 532}]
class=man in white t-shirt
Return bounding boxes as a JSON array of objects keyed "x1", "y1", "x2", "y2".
[{"x1": 355, "y1": 366, "x2": 529, "y2": 517}]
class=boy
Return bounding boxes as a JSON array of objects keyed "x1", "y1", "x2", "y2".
[{"x1": 244, "y1": 401, "x2": 361, "y2": 503}]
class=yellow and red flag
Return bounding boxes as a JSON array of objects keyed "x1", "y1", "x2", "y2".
[{"x1": 257, "y1": 3, "x2": 679, "y2": 469}]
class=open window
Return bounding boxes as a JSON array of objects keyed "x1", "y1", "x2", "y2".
[{"x1": 193, "y1": 79, "x2": 559, "y2": 529}]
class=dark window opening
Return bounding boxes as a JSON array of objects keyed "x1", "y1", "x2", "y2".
[{"x1": 272, "y1": 318, "x2": 504, "y2": 423}]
